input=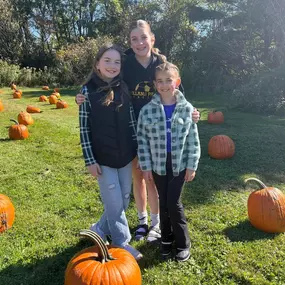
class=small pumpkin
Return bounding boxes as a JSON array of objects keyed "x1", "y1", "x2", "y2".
[
  {"x1": 13, "y1": 90, "x2": 22, "y2": 99},
  {"x1": 208, "y1": 110, "x2": 224, "y2": 124},
  {"x1": 42, "y1": 86, "x2": 49, "y2": 90},
  {"x1": 49, "y1": 94, "x2": 58, "y2": 104},
  {"x1": 56, "y1": 99, "x2": 68, "y2": 109},
  {"x1": 26, "y1": 105, "x2": 41, "y2": 113},
  {"x1": 52, "y1": 92, "x2": 61, "y2": 98},
  {"x1": 17, "y1": 111, "x2": 34, "y2": 125},
  {"x1": 245, "y1": 178, "x2": 285, "y2": 233},
  {"x1": 11, "y1": 83, "x2": 17, "y2": 90},
  {"x1": 65, "y1": 230, "x2": 142, "y2": 285},
  {"x1": 9, "y1": 119, "x2": 29, "y2": 140},
  {"x1": 208, "y1": 135, "x2": 235, "y2": 159},
  {"x1": 0, "y1": 100, "x2": 4, "y2": 112},
  {"x1": 0, "y1": 194, "x2": 15, "y2": 233},
  {"x1": 54, "y1": 88, "x2": 60, "y2": 93},
  {"x1": 39, "y1": 95, "x2": 48, "y2": 102}
]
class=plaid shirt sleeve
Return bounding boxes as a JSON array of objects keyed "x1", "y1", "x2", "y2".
[
  {"x1": 79, "y1": 86, "x2": 96, "y2": 166},
  {"x1": 186, "y1": 122, "x2": 201, "y2": 171},
  {"x1": 137, "y1": 108, "x2": 152, "y2": 171}
]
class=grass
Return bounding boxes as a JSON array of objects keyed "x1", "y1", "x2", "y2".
[{"x1": 0, "y1": 87, "x2": 285, "y2": 285}]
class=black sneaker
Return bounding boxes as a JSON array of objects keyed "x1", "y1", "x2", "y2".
[
  {"x1": 175, "y1": 248, "x2": 190, "y2": 262},
  {"x1": 161, "y1": 241, "x2": 172, "y2": 260},
  {"x1": 134, "y1": 224, "x2": 149, "y2": 241}
]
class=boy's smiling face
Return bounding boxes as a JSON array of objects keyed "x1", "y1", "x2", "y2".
[{"x1": 154, "y1": 70, "x2": 181, "y2": 97}]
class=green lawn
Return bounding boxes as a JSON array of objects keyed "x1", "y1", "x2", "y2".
[{"x1": 0, "y1": 87, "x2": 285, "y2": 285}]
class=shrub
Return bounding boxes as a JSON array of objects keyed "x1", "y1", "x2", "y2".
[
  {"x1": 230, "y1": 66, "x2": 285, "y2": 115},
  {"x1": 56, "y1": 36, "x2": 114, "y2": 85},
  {"x1": 0, "y1": 60, "x2": 20, "y2": 87}
]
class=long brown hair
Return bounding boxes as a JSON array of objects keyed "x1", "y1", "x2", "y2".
[
  {"x1": 83, "y1": 43, "x2": 128, "y2": 108},
  {"x1": 129, "y1": 20, "x2": 167, "y2": 63}
]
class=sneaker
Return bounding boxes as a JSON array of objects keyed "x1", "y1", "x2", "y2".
[
  {"x1": 146, "y1": 226, "x2": 161, "y2": 243},
  {"x1": 175, "y1": 248, "x2": 190, "y2": 262},
  {"x1": 89, "y1": 223, "x2": 109, "y2": 245},
  {"x1": 161, "y1": 241, "x2": 172, "y2": 260},
  {"x1": 134, "y1": 224, "x2": 149, "y2": 241},
  {"x1": 122, "y1": 244, "x2": 143, "y2": 261}
]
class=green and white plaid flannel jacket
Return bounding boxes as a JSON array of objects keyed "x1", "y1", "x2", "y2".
[{"x1": 137, "y1": 90, "x2": 200, "y2": 176}]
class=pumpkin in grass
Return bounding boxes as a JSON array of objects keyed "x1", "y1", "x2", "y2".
[
  {"x1": 54, "y1": 87, "x2": 60, "y2": 93},
  {"x1": 52, "y1": 92, "x2": 61, "y2": 98},
  {"x1": 17, "y1": 111, "x2": 34, "y2": 125},
  {"x1": 65, "y1": 230, "x2": 142, "y2": 285},
  {"x1": 26, "y1": 105, "x2": 41, "y2": 113},
  {"x1": 9, "y1": 119, "x2": 29, "y2": 140},
  {"x1": 208, "y1": 135, "x2": 235, "y2": 159},
  {"x1": 42, "y1": 86, "x2": 49, "y2": 90},
  {"x1": 207, "y1": 110, "x2": 224, "y2": 124},
  {"x1": 11, "y1": 83, "x2": 17, "y2": 90},
  {"x1": 0, "y1": 100, "x2": 4, "y2": 111},
  {"x1": 49, "y1": 94, "x2": 58, "y2": 104},
  {"x1": 39, "y1": 95, "x2": 48, "y2": 102},
  {"x1": 13, "y1": 90, "x2": 22, "y2": 99},
  {"x1": 56, "y1": 99, "x2": 68, "y2": 109},
  {"x1": 245, "y1": 178, "x2": 285, "y2": 233},
  {"x1": 0, "y1": 194, "x2": 15, "y2": 233}
]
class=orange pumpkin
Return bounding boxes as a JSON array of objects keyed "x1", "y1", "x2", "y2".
[
  {"x1": 208, "y1": 135, "x2": 235, "y2": 159},
  {"x1": 42, "y1": 86, "x2": 49, "y2": 90},
  {"x1": 26, "y1": 105, "x2": 41, "y2": 113},
  {"x1": 13, "y1": 90, "x2": 22, "y2": 99},
  {"x1": 56, "y1": 99, "x2": 68, "y2": 109},
  {"x1": 9, "y1": 119, "x2": 29, "y2": 140},
  {"x1": 39, "y1": 95, "x2": 48, "y2": 102},
  {"x1": 246, "y1": 178, "x2": 285, "y2": 233},
  {"x1": 54, "y1": 88, "x2": 60, "y2": 92},
  {"x1": 51, "y1": 92, "x2": 61, "y2": 98},
  {"x1": 208, "y1": 111, "x2": 224, "y2": 124},
  {"x1": 49, "y1": 95, "x2": 58, "y2": 104},
  {"x1": 11, "y1": 83, "x2": 17, "y2": 90},
  {"x1": 17, "y1": 111, "x2": 34, "y2": 125},
  {"x1": 65, "y1": 230, "x2": 142, "y2": 285},
  {"x1": 0, "y1": 100, "x2": 4, "y2": 112},
  {"x1": 0, "y1": 194, "x2": 15, "y2": 233}
]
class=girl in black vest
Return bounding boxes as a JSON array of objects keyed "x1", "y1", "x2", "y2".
[{"x1": 79, "y1": 43, "x2": 142, "y2": 260}]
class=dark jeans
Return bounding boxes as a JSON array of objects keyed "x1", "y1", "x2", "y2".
[{"x1": 152, "y1": 153, "x2": 191, "y2": 250}]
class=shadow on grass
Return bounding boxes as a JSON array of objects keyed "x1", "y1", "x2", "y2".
[
  {"x1": 223, "y1": 220, "x2": 278, "y2": 242},
  {"x1": 0, "y1": 138, "x2": 10, "y2": 142},
  {"x1": 0, "y1": 239, "x2": 90, "y2": 285}
]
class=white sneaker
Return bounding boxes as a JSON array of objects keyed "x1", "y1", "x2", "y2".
[
  {"x1": 146, "y1": 226, "x2": 161, "y2": 243},
  {"x1": 89, "y1": 223, "x2": 109, "y2": 245},
  {"x1": 121, "y1": 244, "x2": 143, "y2": 261}
]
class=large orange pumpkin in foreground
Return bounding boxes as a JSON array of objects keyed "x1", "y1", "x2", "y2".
[
  {"x1": 0, "y1": 194, "x2": 15, "y2": 233},
  {"x1": 207, "y1": 110, "x2": 224, "y2": 124},
  {"x1": 0, "y1": 100, "x2": 4, "y2": 111},
  {"x1": 9, "y1": 119, "x2": 29, "y2": 140},
  {"x1": 246, "y1": 178, "x2": 285, "y2": 233},
  {"x1": 18, "y1": 111, "x2": 34, "y2": 125},
  {"x1": 65, "y1": 230, "x2": 142, "y2": 285},
  {"x1": 208, "y1": 135, "x2": 235, "y2": 159}
]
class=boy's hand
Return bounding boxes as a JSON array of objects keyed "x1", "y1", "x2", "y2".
[
  {"x1": 143, "y1": 170, "x2": 153, "y2": 181},
  {"x1": 185, "y1": 169, "x2": 196, "y2": 182},
  {"x1": 192, "y1": 108, "x2": 200, "y2": 123},
  {"x1": 87, "y1": 163, "x2": 102, "y2": 178},
  {"x1": 75, "y1": 93, "x2": 85, "y2": 105}
]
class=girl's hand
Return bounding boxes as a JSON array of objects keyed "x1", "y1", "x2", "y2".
[
  {"x1": 185, "y1": 169, "x2": 196, "y2": 182},
  {"x1": 143, "y1": 170, "x2": 153, "y2": 181},
  {"x1": 87, "y1": 163, "x2": 102, "y2": 177},
  {"x1": 75, "y1": 93, "x2": 85, "y2": 105},
  {"x1": 192, "y1": 108, "x2": 200, "y2": 123}
]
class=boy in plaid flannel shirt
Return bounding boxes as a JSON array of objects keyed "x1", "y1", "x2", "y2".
[{"x1": 137, "y1": 62, "x2": 201, "y2": 262}]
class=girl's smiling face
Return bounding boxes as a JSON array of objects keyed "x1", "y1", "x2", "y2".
[
  {"x1": 154, "y1": 70, "x2": 181, "y2": 97},
  {"x1": 96, "y1": 49, "x2": 121, "y2": 81},
  {"x1": 130, "y1": 27, "x2": 154, "y2": 58}
]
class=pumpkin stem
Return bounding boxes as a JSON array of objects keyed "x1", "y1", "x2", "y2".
[
  {"x1": 10, "y1": 119, "x2": 19, "y2": 125},
  {"x1": 79, "y1": 229, "x2": 115, "y2": 263},
  {"x1": 245, "y1": 177, "x2": 267, "y2": 188}
]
